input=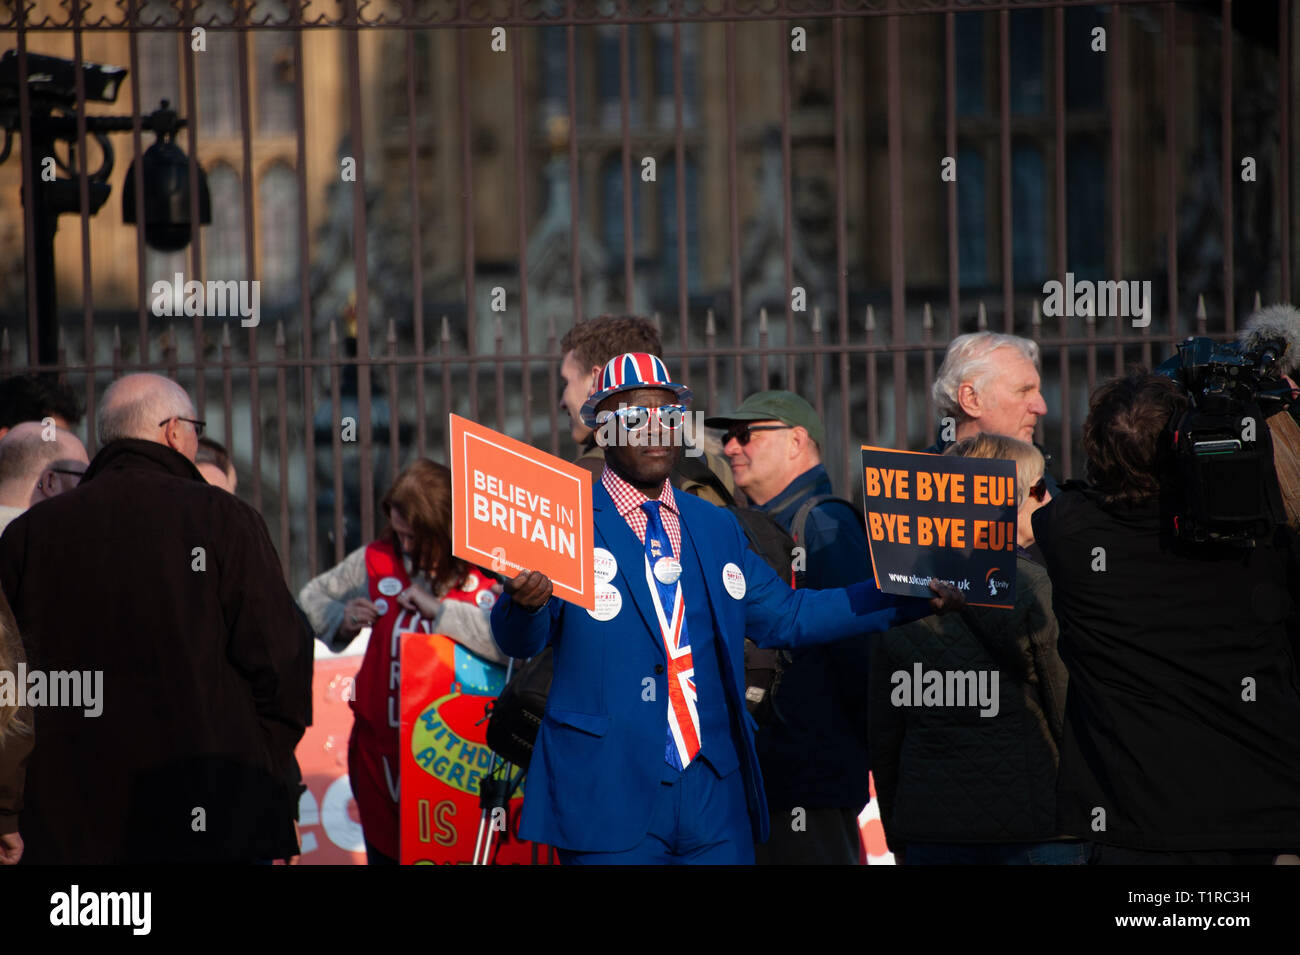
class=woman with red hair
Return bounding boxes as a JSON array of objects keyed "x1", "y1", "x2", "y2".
[{"x1": 300, "y1": 459, "x2": 506, "y2": 864}]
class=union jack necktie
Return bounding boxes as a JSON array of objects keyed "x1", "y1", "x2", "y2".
[{"x1": 642, "y1": 501, "x2": 701, "y2": 770}]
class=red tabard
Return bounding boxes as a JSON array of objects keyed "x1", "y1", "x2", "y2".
[{"x1": 348, "y1": 537, "x2": 497, "y2": 860}]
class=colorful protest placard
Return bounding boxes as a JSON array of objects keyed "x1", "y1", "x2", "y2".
[
  {"x1": 399, "y1": 631, "x2": 551, "y2": 864},
  {"x1": 449, "y1": 413, "x2": 595, "y2": 609},
  {"x1": 860, "y1": 445, "x2": 1018, "y2": 608}
]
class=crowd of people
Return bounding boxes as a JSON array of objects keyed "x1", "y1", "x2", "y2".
[{"x1": 1, "y1": 310, "x2": 1299, "y2": 865}]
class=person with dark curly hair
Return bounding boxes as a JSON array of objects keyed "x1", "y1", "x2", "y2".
[
  {"x1": 1033, "y1": 370, "x2": 1300, "y2": 864},
  {"x1": 0, "y1": 375, "x2": 83, "y2": 441}
]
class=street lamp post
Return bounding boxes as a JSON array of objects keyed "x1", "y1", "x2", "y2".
[{"x1": 0, "y1": 49, "x2": 210, "y2": 367}]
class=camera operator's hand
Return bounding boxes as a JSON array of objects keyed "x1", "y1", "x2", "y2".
[
  {"x1": 504, "y1": 570, "x2": 553, "y2": 611},
  {"x1": 928, "y1": 580, "x2": 965, "y2": 615}
]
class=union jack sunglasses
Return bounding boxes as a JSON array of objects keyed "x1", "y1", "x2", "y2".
[{"x1": 595, "y1": 404, "x2": 688, "y2": 431}]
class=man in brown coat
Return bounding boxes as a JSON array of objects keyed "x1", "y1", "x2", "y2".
[{"x1": 0, "y1": 373, "x2": 311, "y2": 863}]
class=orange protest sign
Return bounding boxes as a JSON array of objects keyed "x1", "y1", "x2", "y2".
[{"x1": 450, "y1": 413, "x2": 595, "y2": 609}]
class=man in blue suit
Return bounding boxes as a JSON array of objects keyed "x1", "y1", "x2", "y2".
[{"x1": 492, "y1": 352, "x2": 961, "y2": 864}]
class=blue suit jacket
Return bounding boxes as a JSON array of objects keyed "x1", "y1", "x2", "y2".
[{"x1": 490, "y1": 481, "x2": 927, "y2": 854}]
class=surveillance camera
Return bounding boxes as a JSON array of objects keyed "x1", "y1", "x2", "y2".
[{"x1": 0, "y1": 50, "x2": 127, "y2": 114}]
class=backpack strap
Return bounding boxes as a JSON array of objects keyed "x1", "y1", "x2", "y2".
[
  {"x1": 672, "y1": 453, "x2": 738, "y2": 507},
  {"x1": 734, "y1": 508, "x2": 768, "y2": 555},
  {"x1": 787, "y1": 494, "x2": 864, "y2": 589}
]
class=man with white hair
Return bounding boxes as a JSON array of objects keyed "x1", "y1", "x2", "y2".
[
  {"x1": 0, "y1": 423, "x2": 89, "y2": 535},
  {"x1": 927, "y1": 332, "x2": 1057, "y2": 495},
  {"x1": 0, "y1": 373, "x2": 312, "y2": 864}
]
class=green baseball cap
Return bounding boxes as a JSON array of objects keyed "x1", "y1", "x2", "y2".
[{"x1": 704, "y1": 390, "x2": 825, "y2": 447}]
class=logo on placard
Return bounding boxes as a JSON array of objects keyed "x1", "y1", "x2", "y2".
[{"x1": 985, "y1": 567, "x2": 1010, "y2": 599}]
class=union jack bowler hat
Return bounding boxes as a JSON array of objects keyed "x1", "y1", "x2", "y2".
[{"x1": 580, "y1": 352, "x2": 694, "y2": 428}]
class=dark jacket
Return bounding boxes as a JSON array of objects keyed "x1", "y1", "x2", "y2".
[
  {"x1": 0, "y1": 439, "x2": 313, "y2": 863},
  {"x1": 1033, "y1": 481, "x2": 1300, "y2": 851},
  {"x1": 0, "y1": 586, "x2": 33, "y2": 837},
  {"x1": 869, "y1": 554, "x2": 1069, "y2": 850},
  {"x1": 754, "y1": 464, "x2": 876, "y2": 812}
]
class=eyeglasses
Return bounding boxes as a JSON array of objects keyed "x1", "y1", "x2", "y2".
[
  {"x1": 721, "y1": 423, "x2": 792, "y2": 447},
  {"x1": 49, "y1": 467, "x2": 86, "y2": 481},
  {"x1": 595, "y1": 404, "x2": 688, "y2": 431},
  {"x1": 1028, "y1": 477, "x2": 1048, "y2": 502},
  {"x1": 158, "y1": 416, "x2": 206, "y2": 437}
]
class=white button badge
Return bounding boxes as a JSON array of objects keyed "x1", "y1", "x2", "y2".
[
  {"x1": 377, "y1": 576, "x2": 403, "y2": 597},
  {"x1": 722, "y1": 562, "x2": 747, "y2": 600},
  {"x1": 593, "y1": 547, "x2": 618, "y2": 584},
  {"x1": 653, "y1": 556, "x2": 682, "y2": 586},
  {"x1": 587, "y1": 582, "x2": 623, "y2": 621}
]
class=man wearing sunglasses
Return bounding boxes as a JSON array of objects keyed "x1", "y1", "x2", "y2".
[
  {"x1": 0, "y1": 373, "x2": 311, "y2": 864},
  {"x1": 558, "y1": 315, "x2": 738, "y2": 507},
  {"x1": 0, "y1": 421, "x2": 89, "y2": 536},
  {"x1": 493, "y1": 353, "x2": 964, "y2": 865},
  {"x1": 706, "y1": 391, "x2": 880, "y2": 865}
]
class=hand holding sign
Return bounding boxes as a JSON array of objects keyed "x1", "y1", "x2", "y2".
[
  {"x1": 504, "y1": 569, "x2": 553, "y2": 611},
  {"x1": 927, "y1": 579, "x2": 965, "y2": 614}
]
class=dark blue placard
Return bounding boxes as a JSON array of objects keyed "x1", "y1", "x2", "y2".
[{"x1": 860, "y1": 446, "x2": 1018, "y2": 608}]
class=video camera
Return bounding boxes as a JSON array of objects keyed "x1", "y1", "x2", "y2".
[{"x1": 1156, "y1": 332, "x2": 1292, "y2": 545}]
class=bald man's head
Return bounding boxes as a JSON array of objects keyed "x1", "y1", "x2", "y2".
[
  {"x1": 0, "y1": 421, "x2": 90, "y2": 508},
  {"x1": 99, "y1": 374, "x2": 200, "y2": 462}
]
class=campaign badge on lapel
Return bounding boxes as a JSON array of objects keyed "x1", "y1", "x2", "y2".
[
  {"x1": 373, "y1": 598, "x2": 390, "y2": 616},
  {"x1": 722, "y1": 562, "x2": 746, "y2": 599},
  {"x1": 593, "y1": 547, "x2": 618, "y2": 584},
  {"x1": 588, "y1": 582, "x2": 623, "y2": 621},
  {"x1": 378, "y1": 576, "x2": 403, "y2": 597}
]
